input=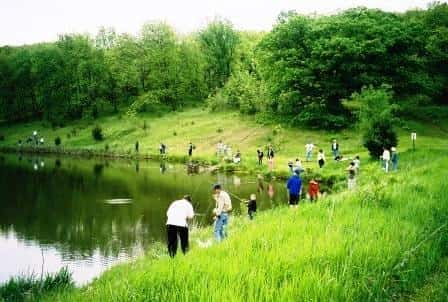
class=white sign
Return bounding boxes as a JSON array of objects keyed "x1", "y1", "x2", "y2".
[{"x1": 411, "y1": 132, "x2": 417, "y2": 140}]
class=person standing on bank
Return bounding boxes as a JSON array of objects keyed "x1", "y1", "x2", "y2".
[
  {"x1": 212, "y1": 184, "x2": 232, "y2": 241},
  {"x1": 166, "y1": 195, "x2": 195, "y2": 257},
  {"x1": 347, "y1": 162, "x2": 356, "y2": 189},
  {"x1": 287, "y1": 170, "x2": 302, "y2": 208},
  {"x1": 257, "y1": 149, "x2": 264, "y2": 165},
  {"x1": 305, "y1": 142, "x2": 315, "y2": 162},
  {"x1": 317, "y1": 149, "x2": 326, "y2": 168},
  {"x1": 267, "y1": 145, "x2": 275, "y2": 171},
  {"x1": 331, "y1": 139, "x2": 339, "y2": 159},
  {"x1": 188, "y1": 142, "x2": 193, "y2": 157},
  {"x1": 245, "y1": 193, "x2": 257, "y2": 220},
  {"x1": 382, "y1": 147, "x2": 391, "y2": 173},
  {"x1": 391, "y1": 147, "x2": 398, "y2": 171}
]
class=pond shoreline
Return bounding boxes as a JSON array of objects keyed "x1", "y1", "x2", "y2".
[{"x1": 0, "y1": 145, "x2": 296, "y2": 180}]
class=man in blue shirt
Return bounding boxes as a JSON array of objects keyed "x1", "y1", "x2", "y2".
[{"x1": 287, "y1": 170, "x2": 302, "y2": 207}]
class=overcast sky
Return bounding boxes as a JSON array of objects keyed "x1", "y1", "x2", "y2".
[{"x1": 0, "y1": 0, "x2": 440, "y2": 46}]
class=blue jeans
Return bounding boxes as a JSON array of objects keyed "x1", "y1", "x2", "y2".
[
  {"x1": 332, "y1": 149, "x2": 339, "y2": 158},
  {"x1": 306, "y1": 151, "x2": 312, "y2": 162},
  {"x1": 392, "y1": 160, "x2": 398, "y2": 171},
  {"x1": 214, "y1": 213, "x2": 228, "y2": 241}
]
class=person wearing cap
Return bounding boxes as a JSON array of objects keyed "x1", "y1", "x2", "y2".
[
  {"x1": 212, "y1": 184, "x2": 232, "y2": 241},
  {"x1": 286, "y1": 169, "x2": 302, "y2": 207},
  {"x1": 166, "y1": 195, "x2": 195, "y2": 257}
]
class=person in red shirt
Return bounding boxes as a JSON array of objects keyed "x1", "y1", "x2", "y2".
[{"x1": 308, "y1": 177, "x2": 320, "y2": 202}]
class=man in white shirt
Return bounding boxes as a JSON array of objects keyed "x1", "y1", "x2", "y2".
[
  {"x1": 166, "y1": 195, "x2": 195, "y2": 257},
  {"x1": 212, "y1": 184, "x2": 232, "y2": 241},
  {"x1": 382, "y1": 148, "x2": 391, "y2": 173},
  {"x1": 305, "y1": 143, "x2": 315, "y2": 162}
]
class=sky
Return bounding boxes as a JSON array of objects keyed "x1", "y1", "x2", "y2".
[{"x1": 0, "y1": 0, "x2": 440, "y2": 46}]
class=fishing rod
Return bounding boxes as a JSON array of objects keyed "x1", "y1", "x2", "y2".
[
  {"x1": 225, "y1": 190, "x2": 246, "y2": 202},
  {"x1": 204, "y1": 179, "x2": 247, "y2": 202}
]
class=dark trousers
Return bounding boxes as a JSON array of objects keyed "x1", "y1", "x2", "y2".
[{"x1": 167, "y1": 225, "x2": 189, "y2": 257}]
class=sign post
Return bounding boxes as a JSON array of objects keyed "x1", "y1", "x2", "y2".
[{"x1": 411, "y1": 132, "x2": 417, "y2": 151}]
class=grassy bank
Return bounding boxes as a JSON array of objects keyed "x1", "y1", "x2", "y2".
[
  {"x1": 0, "y1": 268, "x2": 73, "y2": 302},
  {"x1": 35, "y1": 147, "x2": 448, "y2": 301},
  {"x1": 1, "y1": 108, "x2": 447, "y2": 176}
]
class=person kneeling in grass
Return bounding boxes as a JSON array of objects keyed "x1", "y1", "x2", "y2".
[{"x1": 166, "y1": 195, "x2": 195, "y2": 257}]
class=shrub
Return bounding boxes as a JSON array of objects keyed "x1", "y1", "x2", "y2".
[
  {"x1": 207, "y1": 90, "x2": 229, "y2": 112},
  {"x1": 348, "y1": 86, "x2": 398, "y2": 158},
  {"x1": 217, "y1": 128, "x2": 223, "y2": 133},
  {"x1": 0, "y1": 134, "x2": 4, "y2": 141},
  {"x1": 173, "y1": 131, "x2": 177, "y2": 136},
  {"x1": 54, "y1": 136, "x2": 61, "y2": 146},
  {"x1": 363, "y1": 119, "x2": 398, "y2": 158},
  {"x1": 92, "y1": 125, "x2": 103, "y2": 141}
]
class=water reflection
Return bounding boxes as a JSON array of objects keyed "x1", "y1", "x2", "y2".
[{"x1": 0, "y1": 154, "x2": 287, "y2": 285}]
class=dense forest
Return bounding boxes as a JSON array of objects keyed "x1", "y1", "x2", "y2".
[{"x1": 0, "y1": 3, "x2": 447, "y2": 128}]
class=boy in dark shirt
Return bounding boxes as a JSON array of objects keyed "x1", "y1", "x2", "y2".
[
  {"x1": 257, "y1": 149, "x2": 264, "y2": 165},
  {"x1": 245, "y1": 193, "x2": 257, "y2": 220}
]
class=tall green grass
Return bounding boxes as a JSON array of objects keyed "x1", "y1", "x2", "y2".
[
  {"x1": 39, "y1": 149, "x2": 448, "y2": 301},
  {"x1": 0, "y1": 268, "x2": 73, "y2": 302}
]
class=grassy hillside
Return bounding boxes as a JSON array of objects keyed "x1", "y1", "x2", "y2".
[
  {"x1": 35, "y1": 148, "x2": 448, "y2": 301},
  {"x1": 2, "y1": 108, "x2": 448, "y2": 301},
  {"x1": 1, "y1": 108, "x2": 447, "y2": 173}
]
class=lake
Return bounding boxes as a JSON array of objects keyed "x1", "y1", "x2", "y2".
[{"x1": 0, "y1": 153, "x2": 287, "y2": 285}]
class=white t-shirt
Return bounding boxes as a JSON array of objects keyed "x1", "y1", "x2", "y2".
[
  {"x1": 317, "y1": 152, "x2": 325, "y2": 161},
  {"x1": 166, "y1": 199, "x2": 195, "y2": 227},
  {"x1": 383, "y1": 150, "x2": 390, "y2": 161},
  {"x1": 305, "y1": 144, "x2": 314, "y2": 152}
]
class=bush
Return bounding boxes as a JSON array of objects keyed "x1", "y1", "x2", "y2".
[
  {"x1": 54, "y1": 136, "x2": 61, "y2": 146},
  {"x1": 363, "y1": 119, "x2": 398, "y2": 158},
  {"x1": 92, "y1": 125, "x2": 104, "y2": 141},
  {"x1": 348, "y1": 86, "x2": 398, "y2": 158},
  {"x1": 0, "y1": 134, "x2": 4, "y2": 141},
  {"x1": 207, "y1": 90, "x2": 229, "y2": 112}
]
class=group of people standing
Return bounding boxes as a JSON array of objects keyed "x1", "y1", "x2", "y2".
[
  {"x1": 165, "y1": 184, "x2": 236, "y2": 257},
  {"x1": 381, "y1": 147, "x2": 399, "y2": 173},
  {"x1": 18, "y1": 130, "x2": 44, "y2": 146}
]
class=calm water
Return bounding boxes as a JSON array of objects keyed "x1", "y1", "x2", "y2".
[{"x1": 0, "y1": 153, "x2": 286, "y2": 285}]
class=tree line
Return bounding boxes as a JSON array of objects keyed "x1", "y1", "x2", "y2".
[{"x1": 0, "y1": 3, "x2": 447, "y2": 128}]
